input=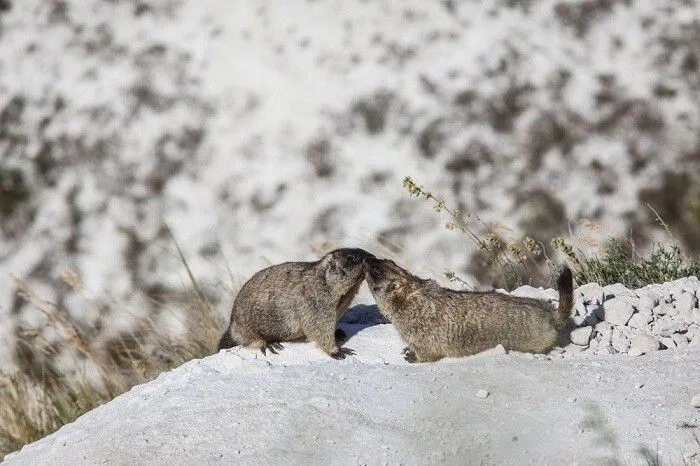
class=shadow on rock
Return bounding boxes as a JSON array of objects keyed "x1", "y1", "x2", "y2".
[{"x1": 337, "y1": 304, "x2": 389, "y2": 340}]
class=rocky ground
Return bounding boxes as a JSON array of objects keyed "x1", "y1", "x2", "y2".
[
  {"x1": 4, "y1": 313, "x2": 699, "y2": 465},
  {"x1": 2, "y1": 0, "x2": 700, "y2": 366},
  {"x1": 512, "y1": 275, "x2": 700, "y2": 356}
]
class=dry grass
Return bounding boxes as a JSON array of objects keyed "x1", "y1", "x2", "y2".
[{"x1": 0, "y1": 235, "x2": 222, "y2": 458}]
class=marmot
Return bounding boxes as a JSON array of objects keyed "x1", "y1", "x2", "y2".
[
  {"x1": 365, "y1": 258, "x2": 574, "y2": 362},
  {"x1": 217, "y1": 248, "x2": 375, "y2": 359}
]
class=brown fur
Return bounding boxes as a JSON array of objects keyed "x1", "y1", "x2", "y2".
[
  {"x1": 365, "y1": 258, "x2": 574, "y2": 362},
  {"x1": 217, "y1": 248, "x2": 375, "y2": 359}
]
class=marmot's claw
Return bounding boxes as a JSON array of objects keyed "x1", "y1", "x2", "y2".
[
  {"x1": 403, "y1": 349, "x2": 417, "y2": 363},
  {"x1": 401, "y1": 346, "x2": 411, "y2": 355},
  {"x1": 331, "y1": 347, "x2": 355, "y2": 359},
  {"x1": 262, "y1": 342, "x2": 284, "y2": 355}
]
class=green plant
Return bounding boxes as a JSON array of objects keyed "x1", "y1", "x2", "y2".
[
  {"x1": 551, "y1": 205, "x2": 700, "y2": 288},
  {"x1": 552, "y1": 236, "x2": 700, "y2": 288}
]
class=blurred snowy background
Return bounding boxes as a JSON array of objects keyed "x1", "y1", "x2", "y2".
[{"x1": 1, "y1": 0, "x2": 700, "y2": 364}]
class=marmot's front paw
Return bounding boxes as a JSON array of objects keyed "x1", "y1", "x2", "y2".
[
  {"x1": 261, "y1": 342, "x2": 284, "y2": 355},
  {"x1": 330, "y1": 347, "x2": 355, "y2": 360},
  {"x1": 403, "y1": 348, "x2": 417, "y2": 363}
]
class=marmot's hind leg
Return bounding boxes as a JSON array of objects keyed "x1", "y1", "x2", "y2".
[
  {"x1": 217, "y1": 329, "x2": 238, "y2": 351},
  {"x1": 409, "y1": 345, "x2": 442, "y2": 363},
  {"x1": 335, "y1": 328, "x2": 347, "y2": 343}
]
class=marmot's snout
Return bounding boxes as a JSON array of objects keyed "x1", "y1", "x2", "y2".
[
  {"x1": 365, "y1": 257, "x2": 389, "y2": 292},
  {"x1": 337, "y1": 248, "x2": 375, "y2": 272}
]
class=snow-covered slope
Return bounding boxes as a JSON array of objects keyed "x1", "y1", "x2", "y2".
[
  {"x1": 2, "y1": 1, "x2": 700, "y2": 358},
  {"x1": 4, "y1": 307, "x2": 699, "y2": 465}
]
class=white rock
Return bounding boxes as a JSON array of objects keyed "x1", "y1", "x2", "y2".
[
  {"x1": 603, "y1": 283, "x2": 636, "y2": 300},
  {"x1": 693, "y1": 308, "x2": 700, "y2": 325},
  {"x1": 570, "y1": 315, "x2": 586, "y2": 327},
  {"x1": 692, "y1": 394, "x2": 700, "y2": 408},
  {"x1": 673, "y1": 276, "x2": 700, "y2": 292},
  {"x1": 679, "y1": 309, "x2": 695, "y2": 326},
  {"x1": 628, "y1": 312, "x2": 653, "y2": 329},
  {"x1": 594, "y1": 322, "x2": 613, "y2": 347},
  {"x1": 570, "y1": 326, "x2": 593, "y2": 346},
  {"x1": 654, "y1": 315, "x2": 682, "y2": 337},
  {"x1": 642, "y1": 284, "x2": 666, "y2": 296},
  {"x1": 636, "y1": 295, "x2": 656, "y2": 313},
  {"x1": 573, "y1": 300, "x2": 587, "y2": 317},
  {"x1": 597, "y1": 332, "x2": 613, "y2": 349},
  {"x1": 588, "y1": 338, "x2": 599, "y2": 351},
  {"x1": 637, "y1": 288, "x2": 662, "y2": 305},
  {"x1": 611, "y1": 329, "x2": 631, "y2": 353},
  {"x1": 511, "y1": 285, "x2": 545, "y2": 300},
  {"x1": 675, "y1": 292, "x2": 698, "y2": 313},
  {"x1": 667, "y1": 285, "x2": 685, "y2": 300},
  {"x1": 476, "y1": 389, "x2": 490, "y2": 399},
  {"x1": 602, "y1": 298, "x2": 635, "y2": 326},
  {"x1": 659, "y1": 337, "x2": 676, "y2": 349},
  {"x1": 577, "y1": 283, "x2": 605, "y2": 305},
  {"x1": 616, "y1": 325, "x2": 633, "y2": 337},
  {"x1": 671, "y1": 333, "x2": 688, "y2": 347},
  {"x1": 629, "y1": 334, "x2": 660, "y2": 355},
  {"x1": 654, "y1": 303, "x2": 674, "y2": 316},
  {"x1": 688, "y1": 325, "x2": 700, "y2": 342}
]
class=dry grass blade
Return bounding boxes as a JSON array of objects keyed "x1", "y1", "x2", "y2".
[
  {"x1": 161, "y1": 222, "x2": 214, "y2": 316},
  {"x1": 2, "y1": 242, "x2": 221, "y2": 458}
]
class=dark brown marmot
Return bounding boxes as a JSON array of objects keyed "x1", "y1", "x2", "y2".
[{"x1": 217, "y1": 248, "x2": 375, "y2": 359}]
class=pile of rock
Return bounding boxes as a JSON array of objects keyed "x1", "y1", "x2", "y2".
[{"x1": 511, "y1": 277, "x2": 700, "y2": 356}]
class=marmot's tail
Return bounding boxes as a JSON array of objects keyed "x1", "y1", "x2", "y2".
[
  {"x1": 217, "y1": 329, "x2": 238, "y2": 351},
  {"x1": 554, "y1": 265, "x2": 574, "y2": 328}
]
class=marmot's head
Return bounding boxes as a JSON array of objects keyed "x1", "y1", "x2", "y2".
[
  {"x1": 321, "y1": 248, "x2": 374, "y2": 287},
  {"x1": 365, "y1": 258, "x2": 418, "y2": 304}
]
